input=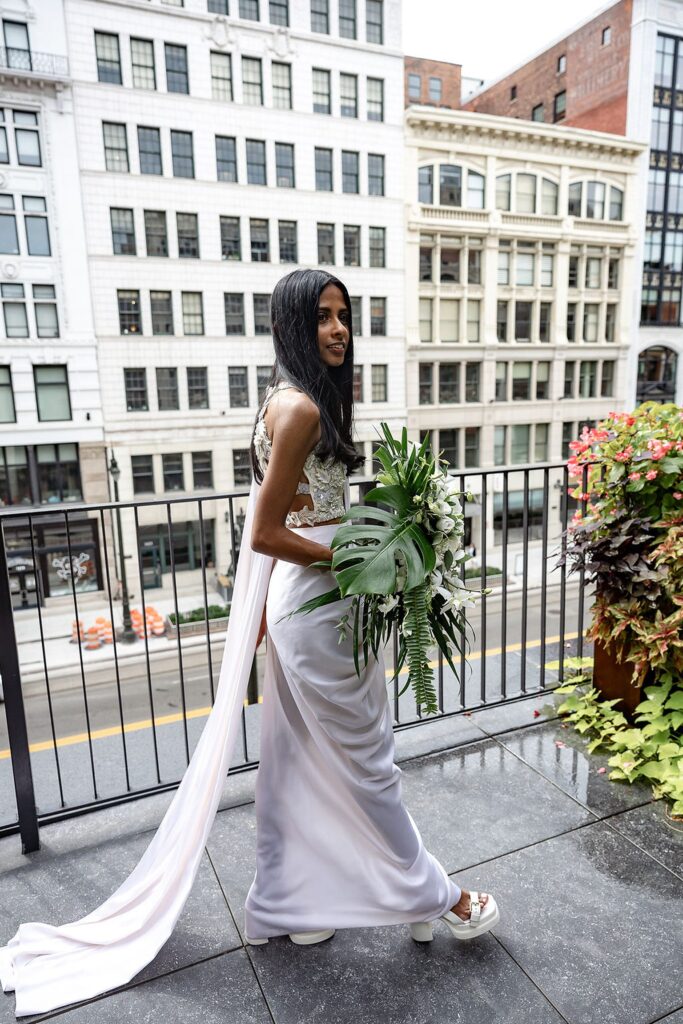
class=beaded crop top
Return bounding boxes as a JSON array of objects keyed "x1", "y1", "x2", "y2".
[{"x1": 252, "y1": 380, "x2": 348, "y2": 528}]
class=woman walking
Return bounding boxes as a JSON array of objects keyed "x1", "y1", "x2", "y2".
[{"x1": 242, "y1": 268, "x2": 498, "y2": 944}]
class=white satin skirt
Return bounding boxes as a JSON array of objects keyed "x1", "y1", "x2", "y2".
[{"x1": 244, "y1": 522, "x2": 461, "y2": 940}]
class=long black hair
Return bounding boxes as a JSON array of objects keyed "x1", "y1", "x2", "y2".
[{"x1": 249, "y1": 268, "x2": 365, "y2": 483}]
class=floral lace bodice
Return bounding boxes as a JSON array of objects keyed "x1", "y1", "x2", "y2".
[{"x1": 253, "y1": 381, "x2": 347, "y2": 527}]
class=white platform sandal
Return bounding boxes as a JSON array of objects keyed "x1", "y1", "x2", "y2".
[
  {"x1": 245, "y1": 928, "x2": 336, "y2": 946},
  {"x1": 409, "y1": 891, "x2": 500, "y2": 943}
]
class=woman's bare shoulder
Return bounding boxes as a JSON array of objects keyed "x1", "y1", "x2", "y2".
[{"x1": 266, "y1": 387, "x2": 320, "y2": 446}]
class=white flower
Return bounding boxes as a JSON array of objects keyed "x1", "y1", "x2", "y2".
[{"x1": 436, "y1": 516, "x2": 456, "y2": 533}]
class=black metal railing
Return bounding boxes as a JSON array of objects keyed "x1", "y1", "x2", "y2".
[
  {"x1": 0, "y1": 47, "x2": 69, "y2": 77},
  {"x1": 0, "y1": 461, "x2": 591, "y2": 853}
]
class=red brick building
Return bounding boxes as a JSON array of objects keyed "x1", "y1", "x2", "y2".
[
  {"x1": 463, "y1": 0, "x2": 633, "y2": 135},
  {"x1": 404, "y1": 56, "x2": 462, "y2": 110}
]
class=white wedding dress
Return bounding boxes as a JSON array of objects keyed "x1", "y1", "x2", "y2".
[{"x1": 0, "y1": 382, "x2": 460, "y2": 1017}]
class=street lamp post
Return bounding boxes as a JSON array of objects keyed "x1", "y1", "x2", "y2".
[{"x1": 108, "y1": 451, "x2": 137, "y2": 643}]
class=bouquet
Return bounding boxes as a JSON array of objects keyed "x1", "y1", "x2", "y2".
[{"x1": 280, "y1": 424, "x2": 488, "y2": 715}]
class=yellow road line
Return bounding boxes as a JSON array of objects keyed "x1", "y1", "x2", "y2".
[{"x1": 0, "y1": 630, "x2": 582, "y2": 761}]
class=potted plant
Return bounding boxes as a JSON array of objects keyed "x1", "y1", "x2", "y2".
[{"x1": 558, "y1": 402, "x2": 683, "y2": 720}]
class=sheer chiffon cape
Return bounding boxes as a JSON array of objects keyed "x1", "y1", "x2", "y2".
[{"x1": 0, "y1": 476, "x2": 327, "y2": 1018}]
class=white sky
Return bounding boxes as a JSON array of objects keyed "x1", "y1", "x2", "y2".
[{"x1": 401, "y1": 0, "x2": 618, "y2": 86}]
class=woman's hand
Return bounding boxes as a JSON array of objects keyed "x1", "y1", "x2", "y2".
[{"x1": 256, "y1": 602, "x2": 267, "y2": 648}]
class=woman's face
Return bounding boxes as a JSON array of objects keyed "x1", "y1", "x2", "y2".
[{"x1": 317, "y1": 283, "x2": 350, "y2": 368}]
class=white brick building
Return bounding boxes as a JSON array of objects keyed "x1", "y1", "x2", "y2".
[
  {"x1": 404, "y1": 107, "x2": 645, "y2": 564},
  {"x1": 0, "y1": 3, "x2": 106, "y2": 606},
  {"x1": 61, "y1": 0, "x2": 404, "y2": 582}
]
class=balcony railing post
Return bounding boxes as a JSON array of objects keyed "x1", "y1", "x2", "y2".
[{"x1": 0, "y1": 522, "x2": 40, "y2": 853}]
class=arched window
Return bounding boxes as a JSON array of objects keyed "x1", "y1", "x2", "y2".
[
  {"x1": 495, "y1": 172, "x2": 559, "y2": 214},
  {"x1": 418, "y1": 163, "x2": 487, "y2": 209},
  {"x1": 568, "y1": 180, "x2": 624, "y2": 220},
  {"x1": 636, "y1": 345, "x2": 678, "y2": 404}
]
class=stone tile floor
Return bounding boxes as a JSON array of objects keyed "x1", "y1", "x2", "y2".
[{"x1": 1, "y1": 691, "x2": 682, "y2": 1024}]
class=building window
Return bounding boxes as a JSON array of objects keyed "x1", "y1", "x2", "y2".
[
  {"x1": 440, "y1": 164, "x2": 461, "y2": 206},
  {"x1": 311, "y1": 0, "x2": 329, "y2": 33},
  {"x1": 103, "y1": 122, "x2": 129, "y2": 172},
  {"x1": 162, "y1": 453, "x2": 184, "y2": 491},
  {"x1": 429, "y1": 77, "x2": 442, "y2": 102},
  {"x1": 609, "y1": 187, "x2": 623, "y2": 221},
  {"x1": 419, "y1": 297, "x2": 432, "y2": 342},
  {"x1": 467, "y1": 299, "x2": 480, "y2": 342},
  {"x1": 534, "y1": 422, "x2": 549, "y2": 462},
  {"x1": 131, "y1": 37, "x2": 156, "y2": 89},
  {"x1": 585, "y1": 255, "x2": 601, "y2": 288},
  {"x1": 605, "y1": 303, "x2": 617, "y2": 342},
  {"x1": 586, "y1": 181, "x2": 606, "y2": 219},
  {"x1": 275, "y1": 142, "x2": 295, "y2": 187},
  {"x1": 13, "y1": 109, "x2": 42, "y2": 167},
  {"x1": 220, "y1": 216, "x2": 241, "y2": 260},
  {"x1": 536, "y1": 361, "x2": 550, "y2": 399},
  {"x1": 468, "y1": 247, "x2": 482, "y2": 284},
  {"x1": 514, "y1": 301, "x2": 532, "y2": 342},
  {"x1": 312, "y1": 68, "x2": 331, "y2": 113},
  {"x1": 144, "y1": 210, "x2": 168, "y2": 256},
  {"x1": 439, "y1": 244, "x2": 457, "y2": 284},
  {"x1": 228, "y1": 366, "x2": 249, "y2": 406},
  {"x1": 0, "y1": 366, "x2": 15, "y2": 422},
  {"x1": 177, "y1": 212, "x2": 199, "y2": 258},
  {"x1": 510, "y1": 84, "x2": 517, "y2": 100},
  {"x1": 579, "y1": 360, "x2": 597, "y2": 398},
  {"x1": 315, "y1": 147, "x2": 333, "y2": 191},
  {"x1": 419, "y1": 245, "x2": 433, "y2": 282},
  {"x1": 511, "y1": 361, "x2": 532, "y2": 400},
  {"x1": 553, "y1": 90, "x2": 566, "y2": 122},
  {"x1": 138, "y1": 126, "x2": 162, "y2": 174},
  {"x1": 270, "y1": 0, "x2": 289, "y2": 25},
  {"x1": 467, "y1": 172, "x2": 485, "y2": 209},
  {"x1": 583, "y1": 303, "x2": 599, "y2": 343},
  {"x1": 566, "y1": 302, "x2": 577, "y2": 342},
  {"x1": 541, "y1": 179, "x2": 558, "y2": 215},
  {"x1": 224, "y1": 293, "x2": 245, "y2": 334},
  {"x1": 192, "y1": 451, "x2": 213, "y2": 488},
  {"x1": 439, "y1": 429, "x2": 458, "y2": 466},
  {"x1": 22, "y1": 195, "x2": 50, "y2": 255},
  {"x1": 170, "y1": 130, "x2": 194, "y2": 177},
  {"x1": 516, "y1": 251, "x2": 535, "y2": 286},
  {"x1": 350, "y1": 295, "x2": 362, "y2": 335},
  {"x1": 539, "y1": 302, "x2": 551, "y2": 343},
  {"x1": 1, "y1": 282, "x2": 27, "y2": 337},
  {"x1": 408, "y1": 72, "x2": 421, "y2": 99},
  {"x1": 465, "y1": 362, "x2": 480, "y2": 402},
  {"x1": 239, "y1": 0, "x2": 260, "y2": 19},
  {"x1": 438, "y1": 362, "x2": 459, "y2": 403},
  {"x1": 256, "y1": 365, "x2": 272, "y2": 403},
  {"x1": 124, "y1": 368, "x2": 148, "y2": 410},
  {"x1": 564, "y1": 360, "x2": 575, "y2": 398},
  {"x1": 345, "y1": 365, "x2": 361, "y2": 406},
  {"x1": 368, "y1": 153, "x2": 385, "y2": 196},
  {"x1": 516, "y1": 173, "x2": 536, "y2": 213},
  {"x1": 510, "y1": 424, "x2": 529, "y2": 463},
  {"x1": 339, "y1": 0, "x2": 356, "y2": 37},
  {"x1": 369, "y1": 226, "x2": 385, "y2": 267},
  {"x1": 418, "y1": 165, "x2": 433, "y2": 204},
  {"x1": 317, "y1": 222, "x2": 335, "y2": 263},
  {"x1": 150, "y1": 290, "x2": 173, "y2": 334},
  {"x1": 187, "y1": 366, "x2": 209, "y2": 408},
  {"x1": 495, "y1": 362, "x2": 508, "y2": 401},
  {"x1": 33, "y1": 284, "x2": 59, "y2": 337},
  {"x1": 242, "y1": 56, "x2": 263, "y2": 104},
  {"x1": 131, "y1": 454, "x2": 154, "y2": 494},
  {"x1": 246, "y1": 139, "x2": 267, "y2": 184},
  {"x1": 494, "y1": 425, "x2": 506, "y2": 465},
  {"x1": 181, "y1": 291, "x2": 204, "y2": 334},
  {"x1": 279, "y1": 220, "x2": 298, "y2": 261},
  {"x1": 333, "y1": 72, "x2": 357, "y2": 122},
  {"x1": 0, "y1": 196, "x2": 18, "y2": 253},
  {"x1": 118, "y1": 289, "x2": 141, "y2": 334},
  {"x1": 156, "y1": 367, "x2": 179, "y2": 410},
  {"x1": 602, "y1": 25, "x2": 611, "y2": 46},
  {"x1": 250, "y1": 218, "x2": 270, "y2": 261},
  {"x1": 216, "y1": 135, "x2": 238, "y2": 182},
  {"x1": 34, "y1": 365, "x2": 71, "y2": 422},
  {"x1": 111, "y1": 207, "x2": 135, "y2": 255},
  {"x1": 557, "y1": 53, "x2": 566, "y2": 74},
  {"x1": 370, "y1": 297, "x2": 386, "y2": 335},
  {"x1": 343, "y1": 224, "x2": 360, "y2": 266},
  {"x1": 233, "y1": 448, "x2": 252, "y2": 485},
  {"x1": 496, "y1": 173, "x2": 511, "y2": 211},
  {"x1": 338, "y1": 149, "x2": 359, "y2": 194},
  {"x1": 532, "y1": 103, "x2": 544, "y2": 122},
  {"x1": 440, "y1": 298, "x2": 459, "y2": 342},
  {"x1": 253, "y1": 293, "x2": 271, "y2": 334},
  {"x1": 601, "y1": 360, "x2": 615, "y2": 397},
  {"x1": 272, "y1": 62, "x2": 292, "y2": 108},
  {"x1": 367, "y1": 77, "x2": 384, "y2": 121},
  {"x1": 371, "y1": 363, "x2": 387, "y2": 401},
  {"x1": 208, "y1": 0, "x2": 228, "y2": 9},
  {"x1": 366, "y1": 0, "x2": 383, "y2": 43},
  {"x1": 165, "y1": 43, "x2": 189, "y2": 93},
  {"x1": 211, "y1": 51, "x2": 233, "y2": 101},
  {"x1": 95, "y1": 31, "x2": 122, "y2": 84},
  {"x1": 496, "y1": 300, "x2": 509, "y2": 343},
  {"x1": 418, "y1": 362, "x2": 433, "y2": 404}
]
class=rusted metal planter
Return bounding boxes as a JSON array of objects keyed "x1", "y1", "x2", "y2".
[{"x1": 592, "y1": 637, "x2": 646, "y2": 722}]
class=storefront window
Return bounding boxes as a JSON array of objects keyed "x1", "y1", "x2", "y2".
[{"x1": 0, "y1": 445, "x2": 31, "y2": 506}]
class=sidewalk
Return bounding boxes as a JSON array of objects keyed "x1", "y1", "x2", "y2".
[{"x1": 1, "y1": 694, "x2": 681, "y2": 1024}]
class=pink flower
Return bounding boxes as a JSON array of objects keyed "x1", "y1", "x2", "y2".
[
  {"x1": 628, "y1": 471, "x2": 641, "y2": 480},
  {"x1": 646, "y1": 469, "x2": 658, "y2": 480},
  {"x1": 614, "y1": 445, "x2": 634, "y2": 462},
  {"x1": 674, "y1": 492, "x2": 683, "y2": 500}
]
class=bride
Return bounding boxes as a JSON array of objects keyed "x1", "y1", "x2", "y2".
[{"x1": 0, "y1": 268, "x2": 498, "y2": 1018}]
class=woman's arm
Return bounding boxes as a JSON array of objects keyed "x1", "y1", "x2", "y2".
[{"x1": 251, "y1": 391, "x2": 335, "y2": 568}]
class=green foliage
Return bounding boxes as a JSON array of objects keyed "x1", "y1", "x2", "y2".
[
  {"x1": 168, "y1": 603, "x2": 230, "y2": 625},
  {"x1": 552, "y1": 659, "x2": 683, "y2": 818}
]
